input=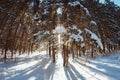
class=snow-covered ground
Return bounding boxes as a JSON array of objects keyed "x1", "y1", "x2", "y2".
[{"x1": 0, "y1": 51, "x2": 120, "y2": 80}]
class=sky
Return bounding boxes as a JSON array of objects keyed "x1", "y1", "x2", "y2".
[{"x1": 100, "y1": 0, "x2": 120, "y2": 6}]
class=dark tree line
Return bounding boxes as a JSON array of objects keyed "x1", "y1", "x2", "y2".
[
  {"x1": 0, "y1": 0, "x2": 120, "y2": 63},
  {"x1": 83, "y1": 0, "x2": 120, "y2": 53}
]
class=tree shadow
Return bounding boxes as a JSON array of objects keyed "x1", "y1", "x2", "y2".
[
  {"x1": 4, "y1": 54, "x2": 56, "y2": 80},
  {"x1": 76, "y1": 59, "x2": 120, "y2": 80},
  {"x1": 90, "y1": 61, "x2": 120, "y2": 79},
  {"x1": 64, "y1": 63, "x2": 86, "y2": 80}
]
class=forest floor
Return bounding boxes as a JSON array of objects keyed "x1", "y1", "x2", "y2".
[{"x1": 0, "y1": 51, "x2": 120, "y2": 80}]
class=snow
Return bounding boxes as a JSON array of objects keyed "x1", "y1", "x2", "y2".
[
  {"x1": 85, "y1": 28, "x2": 103, "y2": 50},
  {"x1": 81, "y1": 43, "x2": 85, "y2": 48},
  {"x1": 33, "y1": 31, "x2": 50, "y2": 42},
  {"x1": 78, "y1": 29, "x2": 82, "y2": 34},
  {"x1": 0, "y1": 51, "x2": 120, "y2": 80},
  {"x1": 27, "y1": 26, "x2": 31, "y2": 34},
  {"x1": 54, "y1": 24, "x2": 66, "y2": 34},
  {"x1": 44, "y1": 31, "x2": 50, "y2": 35},
  {"x1": 33, "y1": 31, "x2": 41, "y2": 36},
  {"x1": 79, "y1": 3, "x2": 91, "y2": 17},
  {"x1": 69, "y1": 25, "x2": 83, "y2": 42},
  {"x1": 56, "y1": 7, "x2": 63, "y2": 15},
  {"x1": 69, "y1": 25, "x2": 77, "y2": 30},
  {"x1": 68, "y1": 1, "x2": 80, "y2": 7},
  {"x1": 68, "y1": 1, "x2": 91, "y2": 17},
  {"x1": 58, "y1": 34, "x2": 61, "y2": 45},
  {"x1": 90, "y1": 20, "x2": 97, "y2": 26},
  {"x1": 83, "y1": 7, "x2": 91, "y2": 17},
  {"x1": 71, "y1": 33, "x2": 83, "y2": 42},
  {"x1": 29, "y1": 1, "x2": 34, "y2": 7},
  {"x1": 43, "y1": 9, "x2": 49, "y2": 14}
]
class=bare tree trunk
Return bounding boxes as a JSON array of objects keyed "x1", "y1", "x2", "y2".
[
  {"x1": 91, "y1": 46, "x2": 94, "y2": 58},
  {"x1": 49, "y1": 41, "x2": 51, "y2": 57},
  {"x1": 63, "y1": 44, "x2": 66, "y2": 67},
  {"x1": 52, "y1": 43, "x2": 56, "y2": 63},
  {"x1": 11, "y1": 48, "x2": 14, "y2": 59},
  {"x1": 4, "y1": 48, "x2": 7, "y2": 62},
  {"x1": 52, "y1": 49, "x2": 55, "y2": 63},
  {"x1": 66, "y1": 44, "x2": 69, "y2": 67},
  {"x1": 63, "y1": 44, "x2": 69, "y2": 67}
]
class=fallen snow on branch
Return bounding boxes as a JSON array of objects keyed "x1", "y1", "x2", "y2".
[
  {"x1": 56, "y1": 7, "x2": 63, "y2": 15},
  {"x1": 85, "y1": 28, "x2": 103, "y2": 50},
  {"x1": 90, "y1": 20, "x2": 97, "y2": 26},
  {"x1": 68, "y1": 1, "x2": 91, "y2": 17},
  {"x1": 69, "y1": 25, "x2": 83, "y2": 41}
]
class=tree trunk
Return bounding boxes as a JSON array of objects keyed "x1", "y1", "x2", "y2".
[
  {"x1": 52, "y1": 45, "x2": 56, "y2": 63},
  {"x1": 49, "y1": 41, "x2": 51, "y2": 57}
]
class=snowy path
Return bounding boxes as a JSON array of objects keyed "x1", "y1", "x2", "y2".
[{"x1": 0, "y1": 51, "x2": 120, "y2": 80}]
